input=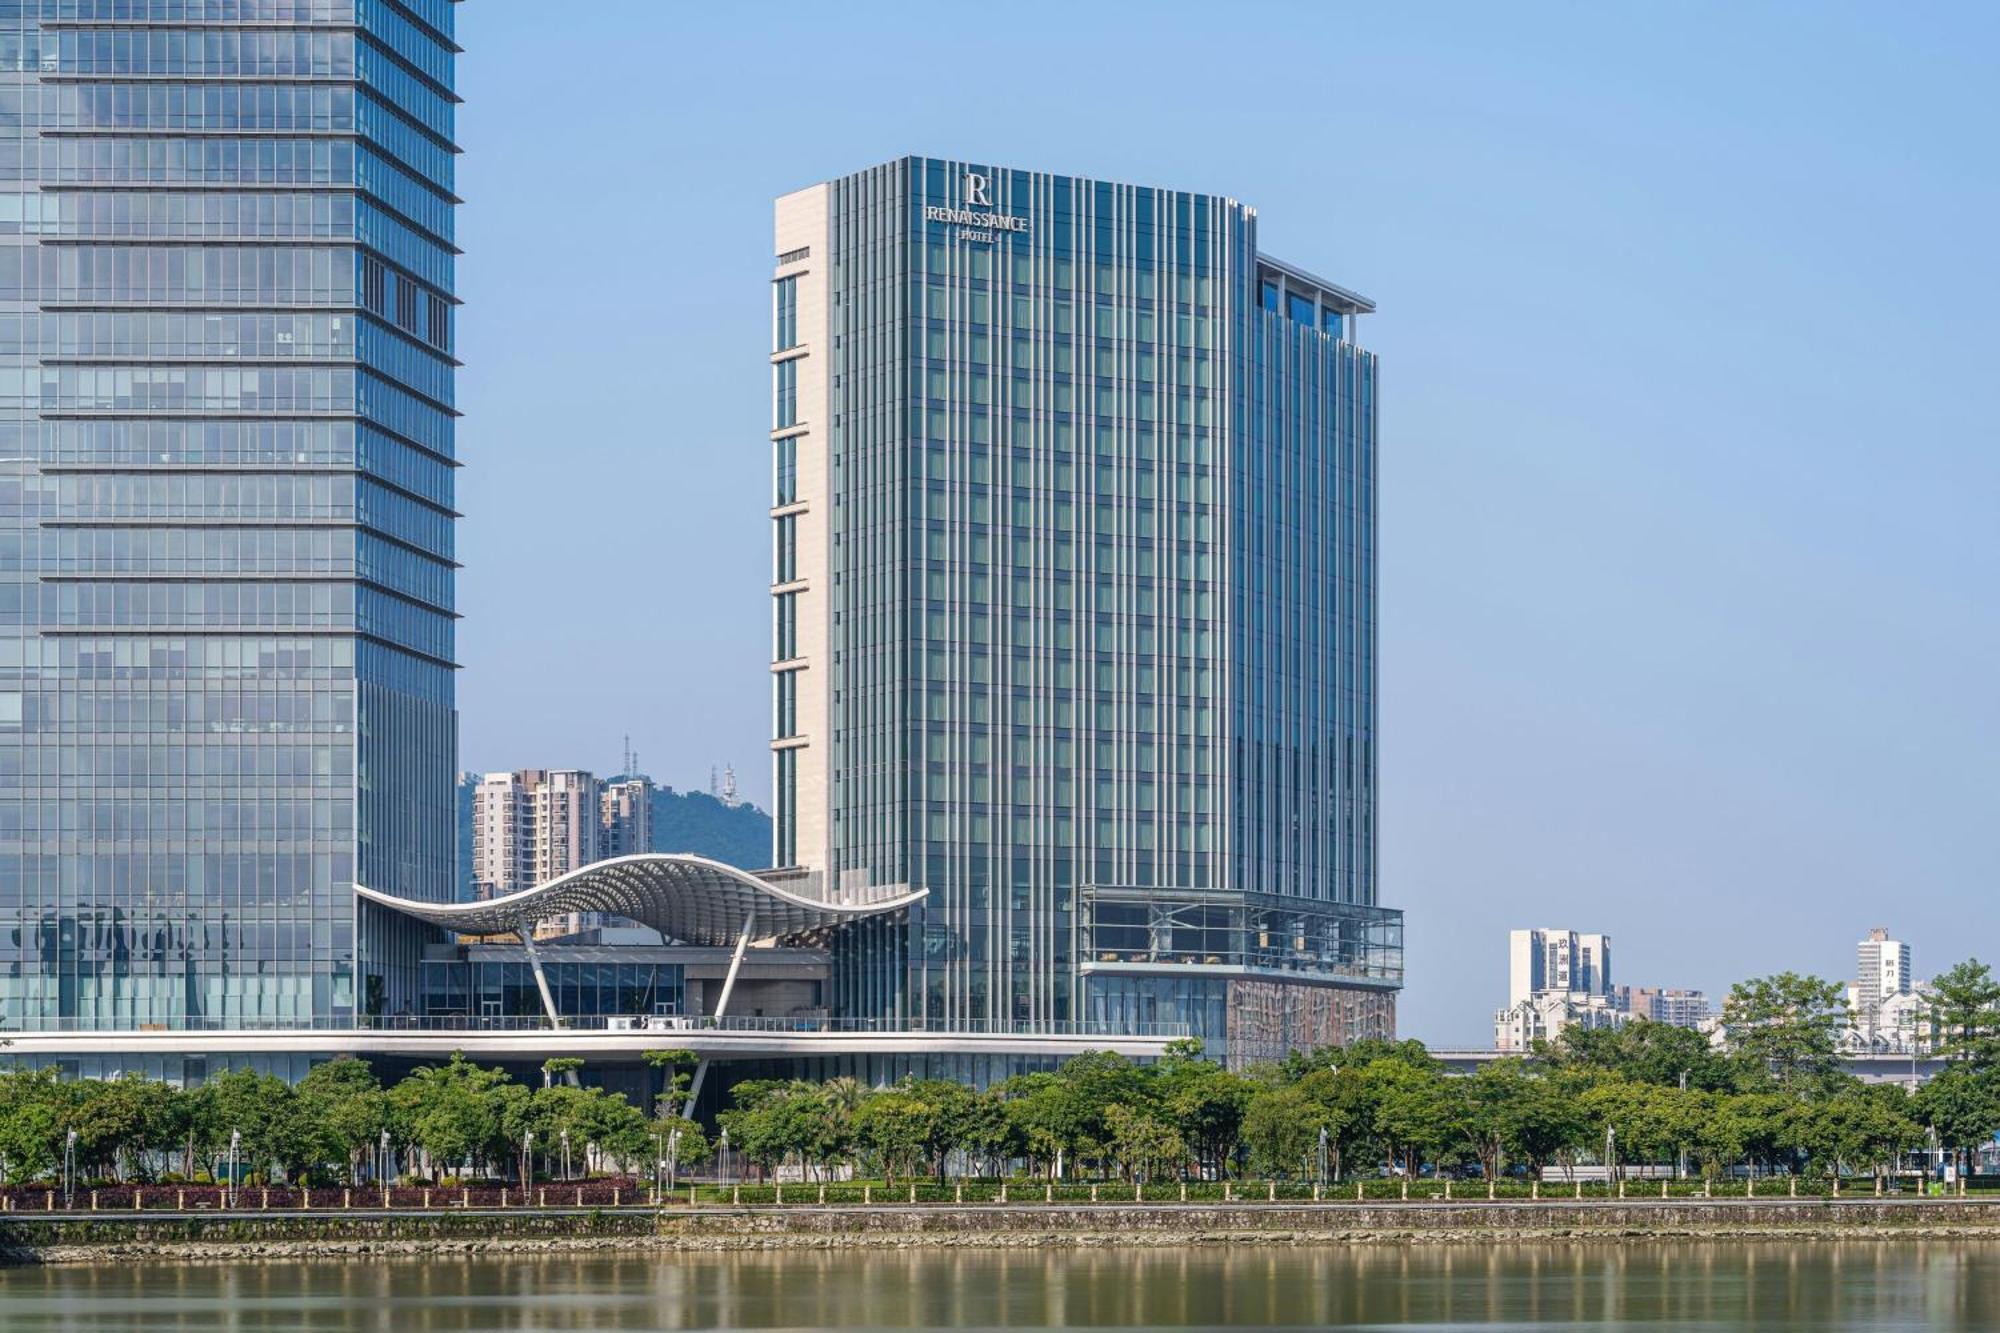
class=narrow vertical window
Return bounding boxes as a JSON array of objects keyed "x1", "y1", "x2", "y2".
[
  {"x1": 774, "y1": 591, "x2": 797, "y2": 660},
  {"x1": 773, "y1": 514, "x2": 797, "y2": 583},
  {"x1": 775, "y1": 749, "x2": 797, "y2": 866},
  {"x1": 774, "y1": 434, "x2": 797, "y2": 506},
  {"x1": 774, "y1": 669, "x2": 798, "y2": 738},
  {"x1": 773, "y1": 358, "x2": 797, "y2": 429},
  {"x1": 773, "y1": 275, "x2": 798, "y2": 351}
]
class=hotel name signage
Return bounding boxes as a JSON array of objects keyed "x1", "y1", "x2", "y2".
[{"x1": 924, "y1": 172, "x2": 1029, "y2": 240}]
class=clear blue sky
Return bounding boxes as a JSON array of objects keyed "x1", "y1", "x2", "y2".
[{"x1": 453, "y1": 2, "x2": 1998, "y2": 1045}]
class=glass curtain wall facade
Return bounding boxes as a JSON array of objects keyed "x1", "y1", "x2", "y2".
[
  {"x1": 0, "y1": 1, "x2": 459, "y2": 1031},
  {"x1": 772, "y1": 157, "x2": 1399, "y2": 1063}
]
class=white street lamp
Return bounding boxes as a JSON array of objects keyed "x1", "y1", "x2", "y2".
[
  {"x1": 228, "y1": 1129, "x2": 241, "y2": 1208},
  {"x1": 63, "y1": 1129, "x2": 78, "y2": 1205}
]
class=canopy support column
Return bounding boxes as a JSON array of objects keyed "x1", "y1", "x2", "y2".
[
  {"x1": 682, "y1": 911, "x2": 755, "y2": 1118},
  {"x1": 517, "y1": 927, "x2": 563, "y2": 1029}
]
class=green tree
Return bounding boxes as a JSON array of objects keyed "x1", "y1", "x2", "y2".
[
  {"x1": 388, "y1": 1053, "x2": 521, "y2": 1179},
  {"x1": 1240, "y1": 1084, "x2": 1322, "y2": 1179},
  {"x1": 957, "y1": 1089, "x2": 1019, "y2": 1177},
  {"x1": 1927, "y1": 960, "x2": 2000, "y2": 1067},
  {"x1": 1156, "y1": 1042, "x2": 1253, "y2": 1178},
  {"x1": 654, "y1": 1115, "x2": 710, "y2": 1183},
  {"x1": 1724, "y1": 1090, "x2": 1798, "y2": 1175},
  {"x1": 643, "y1": 1049, "x2": 700, "y2": 1116},
  {"x1": 584, "y1": 1087, "x2": 653, "y2": 1169},
  {"x1": 1364, "y1": 1057, "x2": 1463, "y2": 1177},
  {"x1": 718, "y1": 1080, "x2": 847, "y2": 1181},
  {"x1": 1723, "y1": 972, "x2": 1847, "y2": 1093},
  {"x1": 892, "y1": 1079, "x2": 966, "y2": 1178},
  {"x1": 1680, "y1": 1090, "x2": 1740, "y2": 1180},
  {"x1": 1795, "y1": 1083, "x2": 1920, "y2": 1180},
  {"x1": 1553, "y1": 1019, "x2": 1738, "y2": 1091},
  {"x1": 296, "y1": 1057, "x2": 388, "y2": 1184},
  {"x1": 1913, "y1": 1063, "x2": 2000, "y2": 1179},
  {"x1": 524, "y1": 1083, "x2": 649, "y2": 1177},
  {"x1": 68, "y1": 1075, "x2": 181, "y2": 1182},
  {"x1": 852, "y1": 1087, "x2": 930, "y2": 1184},
  {"x1": 1462, "y1": 1059, "x2": 1547, "y2": 1180},
  {"x1": 999, "y1": 1070, "x2": 1093, "y2": 1177},
  {"x1": 1104, "y1": 1103, "x2": 1186, "y2": 1184},
  {"x1": 1053, "y1": 1051, "x2": 1154, "y2": 1175},
  {"x1": 0, "y1": 1069, "x2": 67, "y2": 1182},
  {"x1": 1291, "y1": 1066, "x2": 1362, "y2": 1182},
  {"x1": 192, "y1": 1069, "x2": 308, "y2": 1183},
  {"x1": 540, "y1": 1057, "x2": 584, "y2": 1088}
]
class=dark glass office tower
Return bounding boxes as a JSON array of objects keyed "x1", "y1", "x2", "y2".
[
  {"x1": 0, "y1": 1, "x2": 458, "y2": 1032},
  {"x1": 773, "y1": 158, "x2": 1400, "y2": 1065}
]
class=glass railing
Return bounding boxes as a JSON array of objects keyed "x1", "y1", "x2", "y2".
[{"x1": 0, "y1": 1014, "x2": 1191, "y2": 1038}]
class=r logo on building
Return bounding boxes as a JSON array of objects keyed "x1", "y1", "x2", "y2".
[{"x1": 965, "y1": 172, "x2": 991, "y2": 206}]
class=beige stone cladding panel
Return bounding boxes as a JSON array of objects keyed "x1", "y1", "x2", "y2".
[{"x1": 773, "y1": 186, "x2": 830, "y2": 872}]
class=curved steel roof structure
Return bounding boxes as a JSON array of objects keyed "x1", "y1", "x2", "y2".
[{"x1": 355, "y1": 853, "x2": 924, "y2": 946}]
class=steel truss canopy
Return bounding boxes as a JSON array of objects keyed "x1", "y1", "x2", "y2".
[{"x1": 355, "y1": 854, "x2": 924, "y2": 947}]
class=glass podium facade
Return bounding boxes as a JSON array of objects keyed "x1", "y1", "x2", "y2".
[
  {"x1": 772, "y1": 158, "x2": 1399, "y2": 1064},
  {"x1": 0, "y1": 1, "x2": 459, "y2": 1031}
]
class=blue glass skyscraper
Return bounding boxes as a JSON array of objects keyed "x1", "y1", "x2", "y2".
[
  {"x1": 0, "y1": 1, "x2": 458, "y2": 1037},
  {"x1": 773, "y1": 158, "x2": 1401, "y2": 1065}
]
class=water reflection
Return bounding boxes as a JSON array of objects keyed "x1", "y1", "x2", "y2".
[{"x1": 0, "y1": 1241, "x2": 1993, "y2": 1329}]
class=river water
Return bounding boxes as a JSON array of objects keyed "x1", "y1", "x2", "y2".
[{"x1": 0, "y1": 1241, "x2": 1995, "y2": 1329}]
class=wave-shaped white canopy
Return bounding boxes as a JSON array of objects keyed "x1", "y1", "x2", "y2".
[{"x1": 356, "y1": 854, "x2": 923, "y2": 946}]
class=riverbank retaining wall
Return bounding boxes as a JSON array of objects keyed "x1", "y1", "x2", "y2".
[{"x1": 7, "y1": 1199, "x2": 2000, "y2": 1263}]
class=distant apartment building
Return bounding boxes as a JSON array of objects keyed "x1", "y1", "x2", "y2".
[
  {"x1": 1844, "y1": 927, "x2": 1928, "y2": 1053},
  {"x1": 1496, "y1": 927, "x2": 1618, "y2": 1051},
  {"x1": 1616, "y1": 985, "x2": 1712, "y2": 1029},
  {"x1": 529, "y1": 769, "x2": 604, "y2": 887},
  {"x1": 471, "y1": 771, "x2": 541, "y2": 901},
  {"x1": 1507, "y1": 928, "x2": 1613, "y2": 1007},
  {"x1": 601, "y1": 778, "x2": 655, "y2": 858},
  {"x1": 1495, "y1": 929, "x2": 1709, "y2": 1050},
  {"x1": 1853, "y1": 927, "x2": 1912, "y2": 1014},
  {"x1": 467, "y1": 767, "x2": 776, "y2": 936}
]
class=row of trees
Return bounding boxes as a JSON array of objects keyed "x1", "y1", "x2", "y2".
[
  {"x1": 0, "y1": 1052, "x2": 708, "y2": 1187},
  {"x1": 1, "y1": 960, "x2": 1997, "y2": 1188},
  {"x1": 714, "y1": 963, "x2": 2000, "y2": 1185}
]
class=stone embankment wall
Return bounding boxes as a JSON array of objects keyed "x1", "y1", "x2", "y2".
[
  {"x1": 5, "y1": 1200, "x2": 2000, "y2": 1264},
  {"x1": 658, "y1": 1200, "x2": 2000, "y2": 1248}
]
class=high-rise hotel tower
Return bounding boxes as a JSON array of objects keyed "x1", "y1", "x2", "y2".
[
  {"x1": 0, "y1": 1, "x2": 459, "y2": 1042},
  {"x1": 772, "y1": 158, "x2": 1400, "y2": 1063}
]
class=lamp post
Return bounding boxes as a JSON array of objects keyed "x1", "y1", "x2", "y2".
[
  {"x1": 227, "y1": 1129, "x2": 241, "y2": 1208},
  {"x1": 719, "y1": 1128, "x2": 731, "y2": 1189},
  {"x1": 379, "y1": 1128, "x2": 392, "y2": 1187},
  {"x1": 63, "y1": 1129, "x2": 77, "y2": 1206},
  {"x1": 522, "y1": 1130, "x2": 534, "y2": 1187},
  {"x1": 560, "y1": 1129, "x2": 571, "y2": 1183},
  {"x1": 1317, "y1": 1127, "x2": 1330, "y2": 1186},
  {"x1": 667, "y1": 1128, "x2": 681, "y2": 1193},
  {"x1": 1604, "y1": 1125, "x2": 1616, "y2": 1189}
]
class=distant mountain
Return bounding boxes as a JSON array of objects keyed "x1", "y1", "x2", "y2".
[{"x1": 651, "y1": 788, "x2": 772, "y2": 872}]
